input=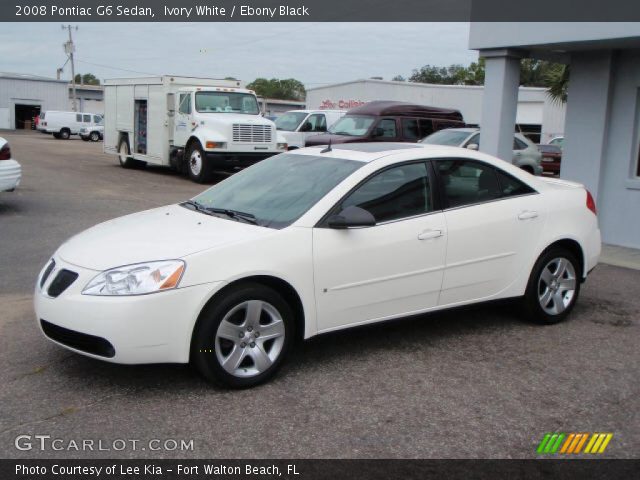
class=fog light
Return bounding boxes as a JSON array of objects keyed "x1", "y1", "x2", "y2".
[{"x1": 206, "y1": 141, "x2": 225, "y2": 149}]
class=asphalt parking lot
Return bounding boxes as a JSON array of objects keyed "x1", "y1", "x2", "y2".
[{"x1": 0, "y1": 130, "x2": 638, "y2": 459}]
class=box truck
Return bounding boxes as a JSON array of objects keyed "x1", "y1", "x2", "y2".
[{"x1": 103, "y1": 76, "x2": 288, "y2": 183}]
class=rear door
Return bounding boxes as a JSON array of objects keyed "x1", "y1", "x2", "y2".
[
  {"x1": 435, "y1": 158, "x2": 545, "y2": 305},
  {"x1": 370, "y1": 118, "x2": 400, "y2": 142}
]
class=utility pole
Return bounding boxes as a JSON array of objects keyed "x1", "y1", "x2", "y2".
[{"x1": 62, "y1": 25, "x2": 78, "y2": 111}]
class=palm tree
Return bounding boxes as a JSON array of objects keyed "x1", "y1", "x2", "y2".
[{"x1": 546, "y1": 64, "x2": 570, "y2": 104}]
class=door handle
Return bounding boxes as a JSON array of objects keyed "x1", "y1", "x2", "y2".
[
  {"x1": 518, "y1": 210, "x2": 538, "y2": 220},
  {"x1": 418, "y1": 229, "x2": 444, "y2": 240}
]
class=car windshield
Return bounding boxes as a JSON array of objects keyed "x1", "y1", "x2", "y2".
[
  {"x1": 195, "y1": 92, "x2": 260, "y2": 114},
  {"x1": 420, "y1": 130, "x2": 473, "y2": 146},
  {"x1": 275, "y1": 112, "x2": 308, "y2": 131},
  {"x1": 328, "y1": 116, "x2": 375, "y2": 136},
  {"x1": 190, "y1": 153, "x2": 363, "y2": 229}
]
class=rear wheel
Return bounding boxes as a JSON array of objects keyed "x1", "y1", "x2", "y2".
[
  {"x1": 191, "y1": 284, "x2": 294, "y2": 388},
  {"x1": 118, "y1": 138, "x2": 144, "y2": 169},
  {"x1": 59, "y1": 128, "x2": 70, "y2": 140},
  {"x1": 523, "y1": 247, "x2": 581, "y2": 324},
  {"x1": 81, "y1": 136, "x2": 90, "y2": 142},
  {"x1": 186, "y1": 141, "x2": 214, "y2": 183}
]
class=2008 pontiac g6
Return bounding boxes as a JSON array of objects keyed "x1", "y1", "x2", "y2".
[{"x1": 35, "y1": 143, "x2": 601, "y2": 387}]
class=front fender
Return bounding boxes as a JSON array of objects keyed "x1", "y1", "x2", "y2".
[{"x1": 191, "y1": 128, "x2": 227, "y2": 149}]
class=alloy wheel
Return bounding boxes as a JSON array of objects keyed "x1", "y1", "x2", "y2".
[{"x1": 537, "y1": 257, "x2": 577, "y2": 315}]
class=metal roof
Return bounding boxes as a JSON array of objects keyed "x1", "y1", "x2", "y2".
[{"x1": 0, "y1": 72, "x2": 68, "y2": 83}]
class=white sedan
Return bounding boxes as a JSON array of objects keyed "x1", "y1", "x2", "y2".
[
  {"x1": 0, "y1": 137, "x2": 22, "y2": 193},
  {"x1": 35, "y1": 143, "x2": 601, "y2": 388}
]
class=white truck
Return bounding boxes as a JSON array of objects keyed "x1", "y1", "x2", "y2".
[
  {"x1": 103, "y1": 76, "x2": 287, "y2": 183},
  {"x1": 39, "y1": 111, "x2": 104, "y2": 139}
]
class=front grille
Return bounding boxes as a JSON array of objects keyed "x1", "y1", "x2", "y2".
[
  {"x1": 47, "y1": 269, "x2": 79, "y2": 298},
  {"x1": 40, "y1": 320, "x2": 115, "y2": 358},
  {"x1": 232, "y1": 124, "x2": 272, "y2": 143},
  {"x1": 40, "y1": 259, "x2": 56, "y2": 288}
]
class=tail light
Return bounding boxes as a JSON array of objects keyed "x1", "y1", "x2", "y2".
[
  {"x1": 0, "y1": 143, "x2": 11, "y2": 161},
  {"x1": 586, "y1": 190, "x2": 597, "y2": 215}
]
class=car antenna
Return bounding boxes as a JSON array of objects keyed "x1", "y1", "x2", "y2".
[{"x1": 320, "y1": 138, "x2": 332, "y2": 153}]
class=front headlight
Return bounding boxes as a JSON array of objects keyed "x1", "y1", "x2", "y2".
[
  {"x1": 82, "y1": 260, "x2": 185, "y2": 296},
  {"x1": 277, "y1": 142, "x2": 288, "y2": 150}
]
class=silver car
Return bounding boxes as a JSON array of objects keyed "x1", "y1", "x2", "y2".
[{"x1": 420, "y1": 128, "x2": 543, "y2": 175}]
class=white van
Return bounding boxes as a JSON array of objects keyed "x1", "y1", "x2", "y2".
[
  {"x1": 103, "y1": 76, "x2": 287, "y2": 183},
  {"x1": 39, "y1": 111, "x2": 103, "y2": 139},
  {"x1": 275, "y1": 109, "x2": 346, "y2": 149}
]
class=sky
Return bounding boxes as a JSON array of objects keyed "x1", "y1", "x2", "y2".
[{"x1": 0, "y1": 23, "x2": 477, "y2": 88}]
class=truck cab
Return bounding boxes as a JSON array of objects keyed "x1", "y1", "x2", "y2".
[{"x1": 274, "y1": 109, "x2": 346, "y2": 150}]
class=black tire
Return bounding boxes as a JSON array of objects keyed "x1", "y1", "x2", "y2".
[
  {"x1": 520, "y1": 165, "x2": 534, "y2": 174},
  {"x1": 118, "y1": 138, "x2": 144, "y2": 169},
  {"x1": 185, "y1": 141, "x2": 214, "y2": 183},
  {"x1": 523, "y1": 247, "x2": 581, "y2": 325},
  {"x1": 52, "y1": 133, "x2": 60, "y2": 139},
  {"x1": 81, "y1": 137, "x2": 90, "y2": 142},
  {"x1": 59, "y1": 128, "x2": 71, "y2": 140},
  {"x1": 90, "y1": 131, "x2": 100, "y2": 142},
  {"x1": 191, "y1": 283, "x2": 295, "y2": 388}
]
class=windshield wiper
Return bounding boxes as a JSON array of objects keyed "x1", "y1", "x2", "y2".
[
  {"x1": 206, "y1": 207, "x2": 258, "y2": 225},
  {"x1": 182, "y1": 199, "x2": 212, "y2": 214}
]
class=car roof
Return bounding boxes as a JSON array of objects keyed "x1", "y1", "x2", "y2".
[{"x1": 293, "y1": 142, "x2": 470, "y2": 163}]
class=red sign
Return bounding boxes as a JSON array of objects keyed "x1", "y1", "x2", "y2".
[{"x1": 319, "y1": 99, "x2": 366, "y2": 110}]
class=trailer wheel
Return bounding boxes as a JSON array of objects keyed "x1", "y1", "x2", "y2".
[
  {"x1": 186, "y1": 141, "x2": 213, "y2": 183},
  {"x1": 118, "y1": 138, "x2": 144, "y2": 169}
]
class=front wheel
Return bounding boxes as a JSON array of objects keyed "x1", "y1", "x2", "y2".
[
  {"x1": 523, "y1": 247, "x2": 581, "y2": 324},
  {"x1": 186, "y1": 142, "x2": 214, "y2": 183},
  {"x1": 191, "y1": 284, "x2": 294, "y2": 388},
  {"x1": 90, "y1": 131, "x2": 100, "y2": 142}
]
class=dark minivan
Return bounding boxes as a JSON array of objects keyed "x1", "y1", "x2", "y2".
[{"x1": 305, "y1": 101, "x2": 464, "y2": 147}]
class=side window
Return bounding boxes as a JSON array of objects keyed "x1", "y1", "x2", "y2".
[
  {"x1": 402, "y1": 119, "x2": 419, "y2": 140},
  {"x1": 76, "y1": 114, "x2": 82, "y2": 122},
  {"x1": 495, "y1": 169, "x2": 536, "y2": 197},
  {"x1": 340, "y1": 163, "x2": 432, "y2": 223},
  {"x1": 419, "y1": 119, "x2": 433, "y2": 138},
  {"x1": 513, "y1": 137, "x2": 527, "y2": 150},
  {"x1": 179, "y1": 94, "x2": 191, "y2": 115},
  {"x1": 93, "y1": 115, "x2": 102, "y2": 123},
  {"x1": 83, "y1": 114, "x2": 91, "y2": 123},
  {"x1": 375, "y1": 118, "x2": 397, "y2": 138},
  {"x1": 437, "y1": 159, "x2": 501, "y2": 208},
  {"x1": 306, "y1": 114, "x2": 327, "y2": 132}
]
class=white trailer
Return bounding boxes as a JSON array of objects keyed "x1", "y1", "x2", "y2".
[{"x1": 103, "y1": 76, "x2": 287, "y2": 183}]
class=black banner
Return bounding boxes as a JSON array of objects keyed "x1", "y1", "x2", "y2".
[
  {"x1": 4, "y1": 0, "x2": 640, "y2": 22},
  {"x1": 3, "y1": 459, "x2": 640, "y2": 480}
]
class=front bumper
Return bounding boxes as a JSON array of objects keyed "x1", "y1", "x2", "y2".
[
  {"x1": 204, "y1": 151, "x2": 280, "y2": 170},
  {"x1": 34, "y1": 256, "x2": 224, "y2": 364},
  {"x1": 0, "y1": 159, "x2": 21, "y2": 192}
]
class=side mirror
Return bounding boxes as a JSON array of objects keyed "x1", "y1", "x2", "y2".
[
  {"x1": 316, "y1": 124, "x2": 327, "y2": 132},
  {"x1": 466, "y1": 143, "x2": 479, "y2": 151},
  {"x1": 327, "y1": 206, "x2": 376, "y2": 229}
]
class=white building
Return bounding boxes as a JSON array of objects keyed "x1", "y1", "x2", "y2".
[
  {"x1": 0, "y1": 72, "x2": 68, "y2": 130},
  {"x1": 305, "y1": 78, "x2": 566, "y2": 143},
  {"x1": 470, "y1": 22, "x2": 640, "y2": 248}
]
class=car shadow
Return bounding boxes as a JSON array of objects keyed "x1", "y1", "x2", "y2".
[{"x1": 52, "y1": 300, "x2": 526, "y2": 392}]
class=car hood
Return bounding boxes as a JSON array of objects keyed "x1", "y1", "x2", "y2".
[
  {"x1": 304, "y1": 133, "x2": 365, "y2": 146},
  {"x1": 56, "y1": 204, "x2": 272, "y2": 271}
]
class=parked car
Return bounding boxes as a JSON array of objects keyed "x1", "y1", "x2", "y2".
[
  {"x1": 549, "y1": 136, "x2": 564, "y2": 148},
  {"x1": 36, "y1": 143, "x2": 600, "y2": 388},
  {"x1": 80, "y1": 122, "x2": 104, "y2": 142},
  {"x1": 275, "y1": 109, "x2": 346, "y2": 149},
  {"x1": 0, "y1": 137, "x2": 22, "y2": 193},
  {"x1": 39, "y1": 111, "x2": 103, "y2": 139},
  {"x1": 305, "y1": 101, "x2": 465, "y2": 147},
  {"x1": 420, "y1": 128, "x2": 543, "y2": 175},
  {"x1": 538, "y1": 144, "x2": 562, "y2": 175}
]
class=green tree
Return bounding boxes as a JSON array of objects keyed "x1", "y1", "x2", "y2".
[
  {"x1": 392, "y1": 75, "x2": 406, "y2": 82},
  {"x1": 73, "y1": 73, "x2": 100, "y2": 85},
  {"x1": 246, "y1": 78, "x2": 306, "y2": 101},
  {"x1": 546, "y1": 64, "x2": 570, "y2": 104}
]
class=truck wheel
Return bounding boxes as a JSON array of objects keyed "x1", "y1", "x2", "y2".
[
  {"x1": 90, "y1": 131, "x2": 100, "y2": 142},
  {"x1": 81, "y1": 137, "x2": 90, "y2": 142},
  {"x1": 59, "y1": 129, "x2": 71, "y2": 140},
  {"x1": 118, "y1": 139, "x2": 144, "y2": 169},
  {"x1": 186, "y1": 142, "x2": 213, "y2": 183}
]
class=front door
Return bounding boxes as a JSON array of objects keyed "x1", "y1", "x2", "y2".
[
  {"x1": 174, "y1": 91, "x2": 192, "y2": 148},
  {"x1": 313, "y1": 161, "x2": 447, "y2": 332}
]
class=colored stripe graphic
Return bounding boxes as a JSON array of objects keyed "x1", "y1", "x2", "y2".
[{"x1": 539, "y1": 433, "x2": 613, "y2": 454}]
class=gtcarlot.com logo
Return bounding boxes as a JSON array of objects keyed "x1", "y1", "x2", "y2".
[
  {"x1": 15, "y1": 435, "x2": 194, "y2": 452},
  {"x1": 536, "y1": 432, "x2": 613, "y2": 454}
]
